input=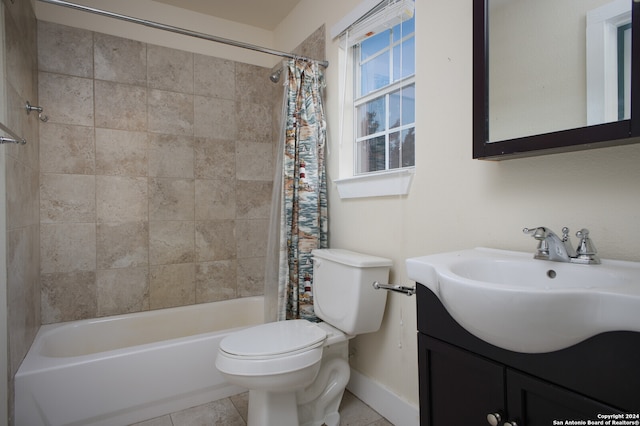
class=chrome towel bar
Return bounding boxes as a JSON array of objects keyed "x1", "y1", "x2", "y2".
[{"x1": 0, "y1": 121, "x2": 26, "y2": 145}]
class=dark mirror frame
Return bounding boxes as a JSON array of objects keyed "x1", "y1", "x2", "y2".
[{"x1": 473, "y1": 0, "x2": 640, "y2": 160}]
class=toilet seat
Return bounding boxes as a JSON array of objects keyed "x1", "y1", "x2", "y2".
[{"x1": 216, "y1": 320, "x2": 327, "y2": 376}]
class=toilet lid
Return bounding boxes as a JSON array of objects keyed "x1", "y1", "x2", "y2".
[{"x1": 220, "y1": 320, "x2": 327, "y2": 357}]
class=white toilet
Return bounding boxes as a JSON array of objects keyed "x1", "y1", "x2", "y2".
[{"x1": 215, "y1": 248, "x2": 392, "y2": 426}]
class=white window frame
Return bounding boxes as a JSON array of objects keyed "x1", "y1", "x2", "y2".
[{"x1": 333, "y1": 0, "x2": 415, "y2": 199}]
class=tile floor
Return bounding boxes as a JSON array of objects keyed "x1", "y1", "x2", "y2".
[{"x1": 131, "y1": 390, "x2": 393, "y2": 426}]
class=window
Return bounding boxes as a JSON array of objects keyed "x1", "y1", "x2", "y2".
[{"x1": 354, "y1": 13, "x2": 415, "y2": 175}]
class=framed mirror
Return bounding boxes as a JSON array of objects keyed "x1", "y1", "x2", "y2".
[{"x1": 473, "y1": 0, "x2": 640, "y2": 159}]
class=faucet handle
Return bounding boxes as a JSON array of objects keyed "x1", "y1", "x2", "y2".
[
  {"x1": 561, "y1": 227, "x2": 570, "y2": 241},
  {"x1": 574, "y1": 228, "x2": 601, "y2": 264},
  {"x1": 523, "y1": 227, "x2": 548, "y2": 240},
  {"x1": 575, "y1": 229, "x2": 596, "y2": 255}
]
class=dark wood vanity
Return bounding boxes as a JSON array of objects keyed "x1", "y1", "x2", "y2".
[{"x1": 417, "y1": 284, "x2": 640, "y2": 426}]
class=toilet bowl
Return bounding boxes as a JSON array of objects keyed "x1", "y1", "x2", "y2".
[
  {"x1": 216, "y1": 320, "x2": 351, "y2": 426},
  {"x1": 215, "y1": 249, "x2": 392, "y2": 426},
  {"x1": 216, "y1": 320, "x2": 326, "y2": 392}
]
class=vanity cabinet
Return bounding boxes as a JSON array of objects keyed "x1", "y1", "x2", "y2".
[{"x1": 417, "y1": 285, "x2": 640, "y2": 426}]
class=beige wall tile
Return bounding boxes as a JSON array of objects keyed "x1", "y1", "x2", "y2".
[
  {"x1": 5, "y1": 15, "x2": 36, "y2": 99},
  {"x1": 94, "y1": 33, "x2": 146, "y2": 86},
  {"x1": 96, "y1": 176, "x2": 148, "y2": 223},
  {"x1": 237, "y1": 257, "x2": 265, "y2": 297},
  {"x1": 39, "y1": 72, "x2": 94, "y2": 126},
  {"x1": 40, "y1": 173, "x2": 96, "y2": 223},
  {"x1": 147, "y1": 44, "x2": 193, "y2": 93},
  {"x1": 95, "y1": 80, "x2": 147, "y2": 130},
  {"x1": 194, "y1": 138, "x2": 235, "y2": 180},
  {"x1": 41, "y1": 271, "x2": 97, "y2": 323},
  {"x1": 194, "y1": 96, "x2": 236, "y2": 139},
  {"x1": 235, "y1": 62, "x2": 277, "y2": 106},
  {"x1": 7, "y1": 157, "x2": 39, "y2": 230},
  {"x1": 194, "y1": 54, "x2": 235, "y2": 100},
  {"x1": 149, "y1": 134, "x2": 194, "y2": 178},
  {"x1": 194, "y1": 179, "x2": 235, "y2": 220},
  {"x1": 96, "y1": 222, "x2": 149, "y2": 269},
  {"x1": 149, "y1": 263, "x2": 195, "y2": 309},
  {"x1": 40, "y1": 223, "x2": 96, "y2": 273},
  {"x1": 95, "y1": 128, "x2": 149, "y2": 177},
  {"x1": 148, "y1": 89, "x2": 194, "y2": 135},
  {"x1": 236, "y1": 181, "x2": 272, "y2": 220},
  {"x1": 149, "y1": 178, "x2": 195, "y2": 221},
  {"x1": 236, "y1": 219, "x2": 268, "y2": 259},
  {"x1": 195, "y1": 220, "x2": 236, "y2": 262},
  {"x1": 149, "y1": 221, "x2": 195, "y2": 265},
  {"x1": 196, "y1": 260, "x2": 237, "y2": 303},
  {"x1": 236, "y1": 141, "x2": 274, "y2": 181},
  {"x1": 96, "y1": 267, "x2": 149, "y2": 316},
  {"x1": 236, "y1": 101, "x2": 272, "y2": 143},
  {"x1": 37, "y1": 21, "x2": 93, "y2": 78},
  {"x1": 40, "y1": 123, "x2": 95, "y2": 174}
]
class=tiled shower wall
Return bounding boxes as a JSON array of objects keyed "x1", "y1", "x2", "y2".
[
  {"x1": 4, "y1": 0, "x2": 40, "y2": 418},
  {"x1": 37, "y1": 21, "x2": 279, "y2": 324}
]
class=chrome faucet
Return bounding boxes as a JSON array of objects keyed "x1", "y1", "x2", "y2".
[{"x1": 523, "y1": 227, "x2": 600, "y2": 264}]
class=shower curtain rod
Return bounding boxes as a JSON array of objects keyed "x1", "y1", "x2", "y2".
[{"x1": 37, "y1": 0, "x2": 329, "y2": 68}]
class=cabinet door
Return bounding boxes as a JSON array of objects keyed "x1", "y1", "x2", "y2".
[
  {"x1": 420, "y1": 335, "x2": 505, "y2": 426},
  {"x1": 507, "y1": 369, "x2": 622, "y2": 426}
]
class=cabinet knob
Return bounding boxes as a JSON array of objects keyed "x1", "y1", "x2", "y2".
[
  {"x1": 505, "y1": 421, "x2": 518, "y2": 426},
  {"x1": 487, "y1": 412, "x2": 502, "y2": 426}
]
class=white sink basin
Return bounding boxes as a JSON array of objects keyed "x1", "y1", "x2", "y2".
[{"x1": 406, "y1": 247, "x2": 640, "y2": 353}]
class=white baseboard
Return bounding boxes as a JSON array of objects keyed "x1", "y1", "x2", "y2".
[{"x1": 346, "y1": 368, "x2": 420, "y2": 426}]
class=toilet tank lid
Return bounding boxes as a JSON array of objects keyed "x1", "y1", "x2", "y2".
[{"x1": 312, "y1": 249, "x2": 393, "y2": 268}]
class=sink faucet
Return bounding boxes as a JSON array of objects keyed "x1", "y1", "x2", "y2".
[{"x1": 523, "y1": 227, "x2": 600, "y2": 264}]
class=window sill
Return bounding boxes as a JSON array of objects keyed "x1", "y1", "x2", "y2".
[{"x1": 334, "y1": 168, "x2": 415, "y2": 199}]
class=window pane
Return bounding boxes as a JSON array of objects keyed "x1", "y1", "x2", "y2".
[
  {"x1": 402, "y1": 128, "x2": 415, "y2": 167},
  {"x1": 389, "y1": 131, "x2": 400, "y2": 169},
  {"x1": 357, "y1": 96, "x2": 386, "y2": 137},
  {"x1": 361, "y1": 50, "x2": 390, "y2": 96},
  {"x1": 389, "y1": 84, "x2": 416, "y2": 130},
  {"x1": 389, "y1": 128, "x2": 416, "y2": 170},
  {"x1": 393, "y1": 37, "x2": 415, "y2": 81},
  {"x1": 393, "y1": 16, "x2": 415, "y2": 43},
  {"x1": 356, "y1": 136, "x2": 386, "y2": 173},
  {"x1": 361, "y1": 30, "x2": 390, "y2": 60}
]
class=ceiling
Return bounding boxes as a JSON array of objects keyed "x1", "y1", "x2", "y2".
[{"x1": 152, "y1": 0, "x2": 302, "y2": 30}]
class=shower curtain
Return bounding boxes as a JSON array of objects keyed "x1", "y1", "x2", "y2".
[{"x1": 265, "y1": 59, "x2": 328, "y2": 322}]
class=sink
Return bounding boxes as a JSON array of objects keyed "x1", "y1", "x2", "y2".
[{"x1": 406, "y1": 247, "x2": 640, "y2": 353}]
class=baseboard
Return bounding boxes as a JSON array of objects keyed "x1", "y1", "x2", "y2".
[{"x1": 346, "y1": 368, "x2": 419, "y2": 426}]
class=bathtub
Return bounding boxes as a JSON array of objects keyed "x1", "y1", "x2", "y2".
[{"x1": 15, "y1": 296, "x2": 264, "y2": 426}]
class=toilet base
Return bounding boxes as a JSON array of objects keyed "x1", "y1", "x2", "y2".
[
  {"x1": 297, "y1": 340, "x2": 350, "y2": 426},
  {"x1": 247, "y1": 389, "x2": 299, "y2": 426}
]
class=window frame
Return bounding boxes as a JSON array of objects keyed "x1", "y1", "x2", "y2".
[{"x1": 352, "y1": 16, "x2": 416, "y2": 177}]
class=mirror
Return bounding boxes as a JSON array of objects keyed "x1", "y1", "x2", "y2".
[{"x1": 473, "y1": 0, "x2": 640, "y2": 159}]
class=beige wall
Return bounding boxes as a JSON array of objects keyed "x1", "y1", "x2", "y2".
[{"x1": 277, "y1": 0, "x2": 640, "y2": 408}]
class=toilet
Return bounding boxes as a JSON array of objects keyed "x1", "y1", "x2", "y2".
[{"x1": 215, "y1": 248, "x2": 392, "y2": 426}]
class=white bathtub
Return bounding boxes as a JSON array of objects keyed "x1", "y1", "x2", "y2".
[{"x1": 15, "y1": 296, "x2": 264, "y2": 426}]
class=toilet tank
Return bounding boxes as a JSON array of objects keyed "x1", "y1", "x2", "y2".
[{"x1": 311, "y1": 249, "x2": 392, "y2": 335}]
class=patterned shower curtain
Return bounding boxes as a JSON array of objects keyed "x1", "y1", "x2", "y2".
[{"x1": 277, "y1": 59, "x2": 328, "y2": 321}]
